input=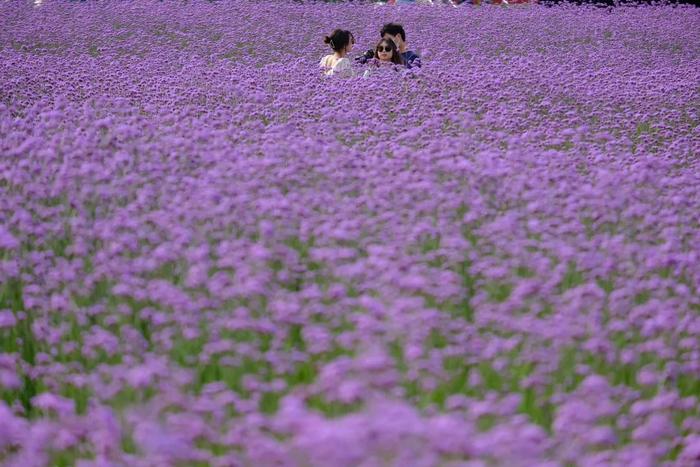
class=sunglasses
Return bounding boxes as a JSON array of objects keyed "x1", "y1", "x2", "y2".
[{"x1": 377, "y1": 46, "x2": 393, "y2": 53}]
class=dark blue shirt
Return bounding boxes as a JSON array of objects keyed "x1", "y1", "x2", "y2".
[{"x1": 401, "y1": 51, "x2": 421, "y2": 69}]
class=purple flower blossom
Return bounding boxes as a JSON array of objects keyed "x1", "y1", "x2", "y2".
[{"x1": 1, "y1": 1, "x2": 699, "y2": 464}]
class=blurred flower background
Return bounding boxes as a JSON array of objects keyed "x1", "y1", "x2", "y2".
[{"x1": 1, "y1": 1, "x2": 700, "y2": 465}]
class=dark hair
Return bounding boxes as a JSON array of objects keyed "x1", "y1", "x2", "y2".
[
  {"x1": 324, "y1": 29, "x2": 355, "y2": 53},
  {"x1": 380, "y1": 23, "x2": 406, "y2": 42},
  {"x1": 374, "y1": 39, "x2": 404, "y2": 66}
]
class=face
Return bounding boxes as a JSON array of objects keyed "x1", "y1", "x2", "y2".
[
  {"x1": 376, "y1": 42, "x2": 394, "y2": 62},
  {"x1": 382, "y1": 33, "x2": 404, "y2": 51},
  {"x1": 345, "y1": 38, "x2": 354, "y2": 54}
]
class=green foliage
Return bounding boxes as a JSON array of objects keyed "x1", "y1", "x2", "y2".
[
  {"x1": 558, "y1": 262, "x2": 586, "y2": 292},
  {"x1": 306, "y1": 395, "x2": 363, "y2": 418},
  {"x1": 485, "y1": 282, "x2": 513, "y2": 303}
]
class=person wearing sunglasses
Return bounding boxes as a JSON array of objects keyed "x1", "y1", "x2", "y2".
[
  {"x1": 320, "y1": 29, "x2": 356, "y2": 77},
  {"x1": 374, "y1": 39, "x2": 405, "y2": 66},
  {"x1": 361, "y1": 39, "x2": 405, "y2": 78},
  {"x1": 356, "y1": 23, "x2": 421, "y2": 69}
]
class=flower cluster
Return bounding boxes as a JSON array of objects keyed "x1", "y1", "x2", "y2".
[{"x1": 1, "y1": 1, "x2": 699, "y2": 465}]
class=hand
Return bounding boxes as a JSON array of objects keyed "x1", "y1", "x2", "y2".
[{"x1": 355, "y1": 49, "x2": 374, "y2": 63}]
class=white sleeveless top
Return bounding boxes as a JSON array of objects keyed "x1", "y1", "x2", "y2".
[{"x1": 319, "y1": 55, "x2": 353, "y2": 77}]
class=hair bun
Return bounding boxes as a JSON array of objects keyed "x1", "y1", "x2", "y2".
[{"x1": 323, "y1": 36, "x2": 331, "y2": 44}]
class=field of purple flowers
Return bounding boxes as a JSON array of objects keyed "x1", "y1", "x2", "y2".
[{"x1": 2, "y1": 1, "x2": 700, "y2": 465}]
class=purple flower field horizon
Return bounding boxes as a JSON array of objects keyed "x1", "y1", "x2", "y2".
[{"x1": 1, "y1": 1, "x2": 700, "y2": 465}]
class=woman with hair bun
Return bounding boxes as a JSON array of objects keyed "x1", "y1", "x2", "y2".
[{"x1": 319, "y1": 29, "x2": 355, "y2": 77}]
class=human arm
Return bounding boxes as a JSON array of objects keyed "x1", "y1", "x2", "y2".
[
  {"x1": 319, "y1": 56, "x2": 330, "y2": 73},
  {"x1": 354, "y1": 49, "x2": 374, "y2": 65}
]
